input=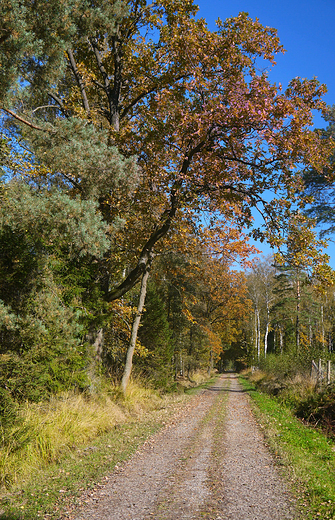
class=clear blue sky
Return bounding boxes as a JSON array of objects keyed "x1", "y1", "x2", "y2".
[{"x1": 195, "y1": 0, "x2": 335, "y2": 266}]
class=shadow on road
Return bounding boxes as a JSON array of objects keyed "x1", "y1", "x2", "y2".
[
  {"x1": 207, "y1": 385, "x2": 255, "y2": 393},
  {"x1": 207, "y1": 375, "x2": 256, "y2": 393}
]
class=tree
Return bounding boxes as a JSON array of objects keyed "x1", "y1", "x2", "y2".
[
  {"x1": 0, "y1": 179, "x2": 111, "y2": 404},
  {"x1": 2, "y1": 0, "x2": 334, "y2": 391},
  {"x1": 137, "y1": 282, "x2": 173, "y2": 387},
  {"x1": 303, "y1": 106, "x2": 335, "y2": 238},
  {"x1": 247, "y1": 257, "x2": 276, "y2": 359}
]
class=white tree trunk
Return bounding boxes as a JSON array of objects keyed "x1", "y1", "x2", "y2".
[
  {"x1": 121, "y1": 267, "x2": 150, "y2": 394},
  {"x1": 321, "y1": 304, "x2": 325, "y2": 350},
  {"x1": 264, "y1": 322, "x2": 269, "y2": 358},
  {"x1": 279, "y1": 326, "x2": 284, "y2": 354}
]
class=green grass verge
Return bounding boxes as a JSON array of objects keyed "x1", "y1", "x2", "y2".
[{"x1": 239, "y1": 376, "x2": 335, "y2": 520}]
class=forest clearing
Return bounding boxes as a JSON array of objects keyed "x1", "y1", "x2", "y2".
[{"x1": 1, "y1": 0, "x2": 335, "y2": 518}]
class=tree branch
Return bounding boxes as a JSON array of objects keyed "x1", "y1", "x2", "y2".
[
  {"x1": 120, "y1": 74, "x2": 190, "y2": 120},
  {"x1": 47, "y1": 92, "x2": 71, "y2": 117},
  {"x1": 0, "y1": 107, "x2": 47, "y2": 131},
  {"x1": 67, "y1": 49, "x2": 91, "y2": 117},
  {"x1": 107, "y1": 139, "x2": 207, "y2": 302},
  {"x1": 107, "y1": 189, "x2": 179, "y2": 301},
  {"x1": 32, "y1": 105, "x2": 60, "y2": 113},
  {"x1": 89, "y1": 39, "x2": 111, "y2": 91}
]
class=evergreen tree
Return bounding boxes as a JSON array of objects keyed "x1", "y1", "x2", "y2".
[
  {"x1": 0, "y1": 180, "x2": 111, "y2": 407},
  {"x1": 304, "y1": 106, "x2": 335, "y2": 238},
  {"x1": 137, "y1": 283, "x2": 173, "y2": 387}
]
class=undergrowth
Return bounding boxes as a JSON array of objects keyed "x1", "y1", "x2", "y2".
[
  {"x1": 246, "y1": 353, "x2": 335, "y2": 437},
  {"x1": 0, "y1": 379, "x2": 165, "y2": 493}
]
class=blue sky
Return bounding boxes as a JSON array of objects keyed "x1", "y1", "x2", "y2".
[{"x1": 195, "y1": 0, "x2": 335, "y2": 267}]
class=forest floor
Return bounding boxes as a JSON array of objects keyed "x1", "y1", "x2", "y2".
[{"x1": 61, "y1": 373, "x2": 296, "y2": 520}]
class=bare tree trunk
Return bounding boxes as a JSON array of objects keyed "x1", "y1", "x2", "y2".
[
  {"x1": 255, "y1": 308, "x2": 259, "y2": 360},
  {"x1": 279, "y1": 326, "x2": 284, "y2": 354},
  {"x1": 93, "y1": 328, "x2": 104, "y2": 364},
  {"x1": 120, "y1": 266, "x2": 150, "y2": 394},
  {"x1": 296, "y1": 277, "x2": 300, "y2": 352},
  {"x1": 257, "y1": 308, "x2": 261, "y2": 360},
  {"x1": 208, "y1": 348, "x2": 213, "y2": 376},
  {"x1": 264, "y1": 322, "x2": 269, "y2": 357},
  {"x1": 321, "y1": 304, "x2": 325, "y2": 350}
]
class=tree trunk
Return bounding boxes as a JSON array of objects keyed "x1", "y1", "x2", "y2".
[
  {"x1": 296, "y1": 277, "x2": 300, "y2": 352},
  {"x1": 93, "y1": 328, "x2": 104, "y2": 364},
  {"x1": 120, "y1": 265, "x2": 150, "y2": 394},
  {"x1": 254, "y1": 309, "x2": 258, "y2": 360},
  {"x1": 264, "y1": 321, "x2": 269, "y2": 358},
  {"x1": 321, "y1": 304, "x2": 325, "y2": 350},
  {"x1": 264, "y1": 301, "x2": 270, "y2": 358},
  {"x1": 208, "y1": 348, "x2": 213, "y2": 376},
  {"x1": 279, "y1": 326, "x2": 284, "y2": 354},
  {"x1": 257, "y1": 310, "x2": 261, "y2": 360}
]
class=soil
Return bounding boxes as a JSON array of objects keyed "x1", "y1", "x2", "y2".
[{"x1": 63, "y1": 374, "x2": 296, "y2": 520}]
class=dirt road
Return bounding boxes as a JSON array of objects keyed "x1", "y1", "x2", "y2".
[{"x1": 68, "y1": 374, "x2": 295, "y2": 520}]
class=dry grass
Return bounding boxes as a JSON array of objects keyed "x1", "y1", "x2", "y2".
[
  {"x1": 120, "y1": 380, "x2": 164, "y2": 414},
  {"x1": 0, "y1": 380, "x2": 164, "y2": 491},
  {"x1": 175, "y1": 369, "x2": 216, "y2": 390},
  {"x1": 280, "y1": 373, "x2": 317, "y2": 401},
  {"x1": 191, "y1": 370, "x2": 213, "y2": 385}
]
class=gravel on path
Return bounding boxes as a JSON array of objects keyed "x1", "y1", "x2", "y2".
[
  {"x1": 218, "y1": 374, "x2": 295, "y2": 520},
  {"x1": 64, "y1": 374, "x2": 296, "y2": 520}
]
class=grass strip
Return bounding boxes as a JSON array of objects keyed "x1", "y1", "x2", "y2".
[
  {"x1": 200, "y1": 376, "x2": 229, "y2": 519},
  {"x1": 0, "y1": 389, "x2": 194, "y2": 520},
  {"x1": 184, "y1": 375, "x2": 220, "y2": 396},
  {"x1": 239, "y1": 376, "x2": 335, "y2": 520}
]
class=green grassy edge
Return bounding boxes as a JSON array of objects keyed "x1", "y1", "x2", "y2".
[
  {"x1": 239, "y1": 376, "x2": 335, "y2": 520},
  {"x1": 0, "y1": 376, "x2": 219, "y2": 520}
]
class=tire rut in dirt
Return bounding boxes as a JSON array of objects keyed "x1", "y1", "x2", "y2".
[
  {"x1": 217, "y1": 374, "x2": 296, "y2": 520},
  {"x1": 70, "y1": 377, "x2": 227, "y2": 520},
  {"x1": 146, "y1": 381, "x2": 228, "y2": 520}
]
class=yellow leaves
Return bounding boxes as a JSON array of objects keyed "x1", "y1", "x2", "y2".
[
  {"x1": 134, "y1": 340, "x2": 149, "y2": 358},
  {"x1": 182, "y1": 307, "x2": 197, "y2": 324},
  {"x1": 201, "y1": 326, "x2": 221, "y2": 354},
  {"x1": 272, "y1": 210, "x2": 335, "y2": 290}
]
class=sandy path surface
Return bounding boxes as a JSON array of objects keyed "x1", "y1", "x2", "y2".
[
  {"x1": 219, "y1": 374, "x2": 295, "y2": 520},
  {"x1": 67, "y1": 374, "x2": 296, "y2": 520}
]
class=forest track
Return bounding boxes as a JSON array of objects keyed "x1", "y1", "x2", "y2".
[{"x1": 64, "y1": 374, "x2": 296, "y2": 520}]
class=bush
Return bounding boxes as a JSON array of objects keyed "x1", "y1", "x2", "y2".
[{"x1": 295, "y1": 384, "x2": 335, "y2": 436}]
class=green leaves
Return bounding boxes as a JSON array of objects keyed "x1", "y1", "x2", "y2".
[
  {"x1": 27, "y1": 117, "x2": 139, "y2": 198},
  {"x1": 0, "y1": 181, "x2": 111, "y2": 257}
]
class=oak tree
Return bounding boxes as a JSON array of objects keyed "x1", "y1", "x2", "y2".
[{"x1": 2, "y1": 0, "x2": 334, "y2": 390}]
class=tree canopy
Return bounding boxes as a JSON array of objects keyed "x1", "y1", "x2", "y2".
[{"x1": 1, "y1": 0, "x2": 335, "y2": 395}]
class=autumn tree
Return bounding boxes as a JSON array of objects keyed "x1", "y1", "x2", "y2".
[
  {"x1": 247, "y1": 257, "x2": 277, "y2": 359},
  {"x1": 2, "y1": 0, "x2": 334, "y2": 391}
]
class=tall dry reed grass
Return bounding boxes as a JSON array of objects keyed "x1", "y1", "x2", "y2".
[{"x1": 0, "y1": 380, "x2": 163, "y2": 490}]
